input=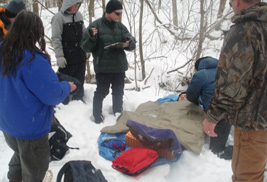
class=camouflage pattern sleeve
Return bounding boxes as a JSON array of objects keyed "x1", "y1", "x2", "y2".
[{"x1": 206, "y1": 18, "x2": 267, "y2": 130}]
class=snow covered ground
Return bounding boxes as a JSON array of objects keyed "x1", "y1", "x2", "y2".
[
  {"x1": 0, "y1": 83, "x2": 235, "y2": 182},
  {"x1": 1, "y1": 1, "x2": 267, "y2": 181}
]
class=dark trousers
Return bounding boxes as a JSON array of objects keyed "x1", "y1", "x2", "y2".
[
  {"x1": 58, "y1": 62, "x2": 86, "y2": 101},
  {"x1": 3, "y1": 133, "x2": 50, "y2": 182},
  {"x1": 93, "y1": 72, "x2": 125, "y2": 120},
  {"x1": 210, "y1": 119, "x2": 232, "y2": 153}
]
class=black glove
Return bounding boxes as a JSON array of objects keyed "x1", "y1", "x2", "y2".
[
  {"x1": 126, "y1": 36, "x2": 136, "y2": 50},
  {"x1": 84, "y1": 27, "x2": 97, "y2": 42}
]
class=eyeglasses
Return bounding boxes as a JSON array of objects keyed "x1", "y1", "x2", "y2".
[{"x1": 114, "y1": 12, "x2": 122, "y2": 16}]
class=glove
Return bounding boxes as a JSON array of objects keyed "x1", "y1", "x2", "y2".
[
  {"x1": 56, "y1": 57, "x2": 67, "y2": 68},
  {"x1": 126, "y1": 36, "x2": 136, "y2": 50},
  {"x1": 88, "y1": 27, "x2": 97, "y2": 41}
]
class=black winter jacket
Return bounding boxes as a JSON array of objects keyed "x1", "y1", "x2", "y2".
[{"x1": 81, "y1": 14, "x2": 136, "y2": 73}]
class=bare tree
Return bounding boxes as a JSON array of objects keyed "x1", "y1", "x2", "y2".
[
  {"x1": 139, "y1": 0, "x2": 145, "y2": 80},
  {"x1": 57, "y1": 0, "x2": 63, "y2": 11},
  {"x1": 102, "y1": 0, "x2": 106, "y2": 12},
  {"x1": 88, "y1": 0, "x2": 94, "y2": 23},
  {"x1": 172, "y1": 0, "x2": 178, "y2": 30},
  {"x1": 217, "y1": 0, "x2": 226, "y2": 18},
  {"x1": 32, "y1": 0, "x2": 39, "y2": 15},
  {"x1": 195, "y1": 0, "x2": 205, "y2": 60}
]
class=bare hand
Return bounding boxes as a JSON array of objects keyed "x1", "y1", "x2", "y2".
[
  {"x1": 68, "y1": 82, "x2": 77, "y2": 93},
  {"x1": 91, "y1": 26, "x2": 98, "y2": 36},
  {"x1": 125, "y1": 40, "x2": 130, "y2": 47},
  {"x1": 203, "y1": 118, "x2": 217, "y2": 137}
]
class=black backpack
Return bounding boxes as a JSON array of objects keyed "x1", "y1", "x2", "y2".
[
  {"x1": 56, "y1": 72, "x2": 82, "y2": 105},
  {"x1": 56, "y1": 160, "x2": 108, "y2": 182},
  {"x1": 49, "y1": 116, "x2": 74, "y2": 161}
]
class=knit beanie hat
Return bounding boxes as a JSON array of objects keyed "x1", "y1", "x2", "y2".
[
  {"x1": 106, "y1": 0, "x2": 123, "y2": 13},
  {"x1": 195, "y1": 56, "x2": 211, "y2": 70},
  {"x1": 5, "y1": 0, "x2": 26, "y2": 18}
]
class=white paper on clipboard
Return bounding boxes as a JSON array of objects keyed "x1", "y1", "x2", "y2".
[{"x1": 104, "y1": 42, "x2": 128, "y2": 49}]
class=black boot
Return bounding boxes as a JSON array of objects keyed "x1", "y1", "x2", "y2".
[
  {"x1": 112, "y1": 94, "x2": 123, "y2": 115},
  {"x1": 93, "y1": 93, "x2": 105, "y2": 123},
  {"x1": 218, "y1": 145, "x2": 233, "y2": 160}
]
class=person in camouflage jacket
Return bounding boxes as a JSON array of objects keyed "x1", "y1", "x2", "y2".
[{"x1": 203, "y1": 1, "x2": 267, "y2": 181}]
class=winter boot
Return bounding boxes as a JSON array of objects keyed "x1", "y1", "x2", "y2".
[
  {"x1": 93, "y1": 93, "x2": 105, "y2": 124},
  {"x1": 94, "y1": 114, "x2": 104, "y2": 124},
  {"x1": 218, "y1": 145, "x2": 233, "y2": 160}
]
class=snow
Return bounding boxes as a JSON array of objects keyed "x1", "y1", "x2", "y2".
[
  {"x1": 1, "y1": 1, "x2": 267, "y2": 182},
  {"x1": 0, "y1": 84, "x2": 234, "y2": 182}
]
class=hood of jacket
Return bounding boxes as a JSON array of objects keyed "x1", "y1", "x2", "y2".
[
  {"x1": 232, "y1": 2, "x2": 267, "y2": 24},
  {"x1": 61, "y1": 0, "x2": 81, "y2": 14},
  {"x1": 197, "y1": 57, "x2": 218, "y2": 71}
]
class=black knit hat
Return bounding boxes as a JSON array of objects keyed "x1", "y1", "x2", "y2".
[
  {"x1": 106, "y1": 0, "x2": 123, "y2": 13},
  {"x1": 195, "y1": 56, "x2": 211, "y2": 70},
  {"x1": 5, "y1": 0, "x2": 26, "y2": 18}
]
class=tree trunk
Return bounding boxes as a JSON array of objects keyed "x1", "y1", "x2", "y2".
[
  {"x1": 172, "y1": 0, "x2": 178, "y2": 30},
  {"x1": 102, "y1": 0, "x2": 106, "y2": 13},
  {"x1": 217, "y1": 0, "x2": 226, "y2": 18},
  {"x1": 158, "y1": 0, "x2": 161, "y2": 13},
  {"x1": 118, "y1": 0, "x2": 123, "y2": 22},
  {"x1": 32, "y1": 0, "x2": 39, "y2": 15},
  {"x1": 139, "y1": 0, "x2": 145, "y2": 80},
  {"x1": 89, "y1": 0, "x2": 94, "y2": 23},
  {"x1": 196, "y1": 0, "x2": 205, "y2": 61},
  {"x1": 57, "y1": 0, "x2": 63, "y2": 11}
]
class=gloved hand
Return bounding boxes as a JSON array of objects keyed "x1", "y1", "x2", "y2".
[
  {"x1": 57, "y1": 57, "x2": 67, "y2": 68},
  {"x1": 126, "y1": 36, "x2": 136, "y2": 50}
]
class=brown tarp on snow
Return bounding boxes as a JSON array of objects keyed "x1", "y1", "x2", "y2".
[{"x1": 101, "y1": 101, "x2": 205, "y2": 154}]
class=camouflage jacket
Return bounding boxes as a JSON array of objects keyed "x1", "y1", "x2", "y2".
[{"x1": 206, "y1": 2, "x2": 267, "y2": 131}]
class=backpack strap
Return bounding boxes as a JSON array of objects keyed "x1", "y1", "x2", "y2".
[{"x1": 56, "y1": 162, "x2": 71, "y2": 182}]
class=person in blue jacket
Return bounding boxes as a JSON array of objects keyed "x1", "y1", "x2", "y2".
[
  {"x1": 186, "y1": 57, "x2": 232, "y2": 160},
  {"x1": 0, "y1": 11, "x2": 76, "y2": 182}
]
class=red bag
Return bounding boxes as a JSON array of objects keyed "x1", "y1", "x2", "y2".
[{"x1": 112, "y1": 148, "x2": 158, "y2": 176}]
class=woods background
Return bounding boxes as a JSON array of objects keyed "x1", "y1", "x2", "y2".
[{"x1": 1, "y1": 0, "x2": 251, "y2": 92}]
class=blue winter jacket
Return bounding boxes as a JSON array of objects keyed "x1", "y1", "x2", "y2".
[
  {"x1": 0, "y1": 49, "x2": 71, "y2": 139},
  {"x1": 186, "y1": 57, "x2": 218, "y2": 112}
]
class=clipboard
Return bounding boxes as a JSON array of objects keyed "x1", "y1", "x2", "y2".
[{"x1": 104, "y1": 42, "x2": 128, "y2": 49}]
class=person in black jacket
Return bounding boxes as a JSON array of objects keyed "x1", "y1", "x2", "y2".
[
  {"x1": 0, "y1": 0, "x2": 25, "y2": 41},
  {"x1": 51, "y1": 0, "x2": 86, "y2": 104},
  {"x1": 81, "y1": 0, "x2": 136, "y2": 123}
]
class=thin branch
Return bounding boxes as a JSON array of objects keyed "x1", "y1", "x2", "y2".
[
  {"x1": 167, "y1": 59, "x2": 193, "y2": 74},
  {"x1": 144, "y1": 67, "x2": 154, "y2": 85},
  {"x1": 37, "y1": 1, "x2": 55, "y2": 15}
]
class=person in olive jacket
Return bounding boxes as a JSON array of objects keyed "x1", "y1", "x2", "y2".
[{"x1": 81, "y1": 0, "x2": 136, "y2": 123}]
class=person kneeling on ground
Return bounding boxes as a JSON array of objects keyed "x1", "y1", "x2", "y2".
[{"x1": 186, "y1": 57, "x2": 233, "y2": 160}]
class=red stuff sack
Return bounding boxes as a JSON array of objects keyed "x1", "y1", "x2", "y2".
[{"x1": 112, "y1": 148, "x2": 158, "y2": 176}]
